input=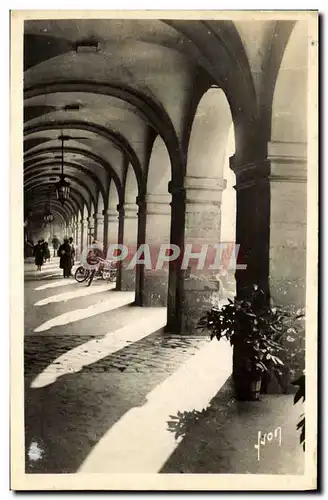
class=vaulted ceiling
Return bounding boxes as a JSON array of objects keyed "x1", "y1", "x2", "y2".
[{"x1": 24, "y1": 18, "x2": 296, "y2": 226}]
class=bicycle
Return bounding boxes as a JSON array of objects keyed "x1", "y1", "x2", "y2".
[{"x1": 74, "y1": 258, "x2": 117, "y2": 286}]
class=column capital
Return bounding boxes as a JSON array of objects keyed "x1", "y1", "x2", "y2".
[
  {"x1": 136, "y1": 195, "x2": 146, "y2": 216},
  {"x1": 123, "y1": 202, "x2": 138, "y2": 219},
  {"x1": 184, "y1": 175, "x2": 226, "y2": 209},
  {"x1": 267, "y1": 141, "x2": 307, "y2": 183},
  {"x1": 117, "y1": 203, "x2": 125, "y2": 217},
  {"x1": 103, "y1": 208, "x2": 114, "y2": 215},
  {"x1": 145, "y1": 193, "x2": 171, "y2": 215},
  {"x1": 184, "y1": 175, "x2": 227, "y2": 191},
  {"x1": 87, "y1": 216, "x2": 95, "y2": 228},
  {"x1": 168, "y1": 181, "x2": 185, "y2": 199},
  {"x1": 93, "y1": 212, "x2": 104, "y2": 222},
  {"x1": 104, "y1": 208, "x2": 118, "y2": 221},
  {"x1": 231, "y1": 141, "x2": 307, "y2": 190}
]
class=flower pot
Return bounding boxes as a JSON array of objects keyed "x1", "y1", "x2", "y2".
[
  {"x1": 233, "y1": 371, "x2": 262, "y2": 401},
  {"x1": 250, "y1": 378, "x2": 262, "y2": 401}
]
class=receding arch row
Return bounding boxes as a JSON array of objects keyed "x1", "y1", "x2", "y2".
[
  {"x1": 24, "y1": 121, "x2": 143, "y2": 190},
  {"x1": 26, "y1": 202, "x2": 72, "y2": 226},
  {"x1": 25, "y1": 184, "x2": 85, "y2": 217},
  {"x1": 24, "y1": 145, "x2": 124, "y2": 202},
  {"x1": 24, "y1": 154, "x2": 109, "y2": 192},
  {"x1": 24, "y1": 172, "x2": 96, "y2": 209},
  {"x1": 24, "y1": 81, "x2": 184, "y2": 186},
  {"x1": 26, "y1": 203, "x2": 70, "y2": 226},
  {"x1": 25, "y1": 194, "x2": 82, "y2": 223},
  {"x1": 24, "y1": 160, "x2": 107, "y2": 203}
]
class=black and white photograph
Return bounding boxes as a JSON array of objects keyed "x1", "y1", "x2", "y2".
[{"x1": 10, "y1": 9, "x2": 318, "y2": 491}]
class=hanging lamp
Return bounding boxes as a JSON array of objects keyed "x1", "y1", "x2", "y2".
[{"x1": 55, "y1": 134, "x2": 70, "y2": 205}]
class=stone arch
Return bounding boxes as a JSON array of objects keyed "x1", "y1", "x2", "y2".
[
  {"x1": 271, "y1": 21, "x2": 308, "y2": 143},
  {"x1": 187, "y1": 87, "x2": 234, "y2": 179},
  {"x1": 180, "y1": 87, "x2": 235, "y2": 332}
]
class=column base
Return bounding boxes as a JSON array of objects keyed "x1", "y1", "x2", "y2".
[
  {"x1": 120, "y1": 264, "x2": 136, "y2": 293},
  {"x1": 142, "y1": 270, "x2": 169, "y2": 307},
  {"x1": 181, "y1": 275, "x2": 224, "y2": 334},
  {"x1": 269, "y1": 277, "x2": 306, "y2": 308}
]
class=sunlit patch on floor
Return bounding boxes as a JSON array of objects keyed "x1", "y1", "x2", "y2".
[
  {"x1": 34, "y1": 280, "x2": 77, "y2": 291},
  {"x1": 33, "y1": 292, "x2": 135, "y2": 332},
  {"x1": 36, "y1": 272, "x2": 62, "y2": 279},
  {"x1": 30, "y1": 308, "x2": 167, "y2": 388},
  {"x1": 78, "y1": 339, "x2": 232, "y2": 473},
  {"x1": 27, "y1": 440, "x2": 44, "y2": 462},
  {"x1": 34, "y1": 283, "x2": 116, "y2": 306}
]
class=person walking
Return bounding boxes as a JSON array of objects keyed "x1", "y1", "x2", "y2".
[
  {"x1": 57, "y1": 238, "x2": 72, "y2": 278},
  {"x1": 68, "y1": 237, "x2": 75, "y2": 276},
  {"x1": 33, "y1": 240, "x2": 45, "y2": 271},
  {"x1": 44, "y1": 241, "x2": 51, "y2": 263},
  {"x1": 52, "y1": 235, "x2": 60, "y2": 257}
]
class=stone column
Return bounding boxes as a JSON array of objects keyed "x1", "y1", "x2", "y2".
[
  {"x1": 135, "y1": 196, "x2": 146, "y2": 306},
  {"x1": 231, "y1": 142, "x2": 307, "y2": 309},
  {"x1": 81, "y1": 218, "x2": 88, "y2": 254},
  {"x1": 106, "y1": 208, "x2": 119, "y2": 248},
  {"x1": 121, "y1": 201, "x2": 138, "y2": 292},
  {"x1": 181, "y1": 176, "x2": 227, "y2": 333},
  {"x1": 75, "y1": 221, "x2": 80, "y2": 260},
  {"x1": 115, "y1": 204, "x2": 124, "y2": 291},
  {"x1": 166, "y1": 183, "x2": 186, "y2": 333},
  {"x1": 267, "y1": 141, "x2": 307, "y2": 308},
  {"x1": 87, "y1": 216, "x2": 95, "y2": 246},
  {"x1": 139, "y1": 193, "x2": 172, "y2": 307},
  {"x1": 93, "y1": 213, "x2": 105, "y2": 244},
  {"x1": 230, "y1": 158, "x2": 270, "y2": 300}
]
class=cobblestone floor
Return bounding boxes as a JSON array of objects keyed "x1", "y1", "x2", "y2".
[
  {"x1": 24, "y1": 259, "x2": 304, "y2": 476},
  {"x1": 24, "y1": 259, "x2": 210, "y2": 473}
]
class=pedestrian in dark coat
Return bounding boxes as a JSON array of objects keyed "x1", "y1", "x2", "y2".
[
  {"x1": 44, "y1": 242, "x2": 51, "y2": 262},
  {"x1": 69, "y1": 237, "x2": 75, "y2": 275},
  {"x1": 52, "y1": 236, "x2": 60, "y2": 257},
  {"x1": 34, "y1": 240, "x2": 45, "y2": 271},
  {"x1": 57, "y1": 238, "x2": 72, "y2": 278}
]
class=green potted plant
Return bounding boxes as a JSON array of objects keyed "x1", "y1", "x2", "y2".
[{"x1": 198, "y1": 285, "x2": 290, "y2": 401}]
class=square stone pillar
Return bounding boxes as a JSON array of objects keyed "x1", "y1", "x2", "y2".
[
  {"x1": 81, "y1": 218, "x2": 89, "y2": 254},
  {"x1": 181, "y1": 176, "x2": 227, "y2": 333},
  {"x1": 115, "y1": 204, "x2": 124, "y2": 291},
  {"x1": 231, "y1": 144, "x2": 307, "y2": 309},
  {"x1": 140, "y1": 193, "x2": 172, "y2": 306},
  {"x1": 87, "y1": 217, "x2": 95, "y2": 246},
  {"x1": 75, "y1": 221, "x2": 81, "y2": 260},
  {"x1": 268, "y1": 141, "x2": 307, "y2": 308},
  {"x1": 121, "y1": 202, "x2": 138, "y2": 292},
  {"x1": 93, "y1": 213, "x2": 104, "y2": 244},
  {"x1": 105, "y1": 208, "x2": 119, "y2": 248}
]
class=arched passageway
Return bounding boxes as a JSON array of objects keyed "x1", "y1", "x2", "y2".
[
  {"x1": 20, "y1": 15, "x2": 314, "y2": 478},
  {"x1": 140, "y1": 136, "x2": 172, "y2": 307},
  {"x1": 177, "y1": 87, "x2": 235, "y2": 332}
]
